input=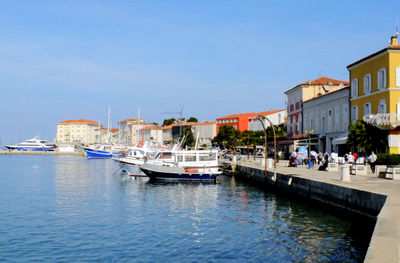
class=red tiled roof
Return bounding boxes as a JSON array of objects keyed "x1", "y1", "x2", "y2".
[
  {"x1": 111, "y1": 128, "x2": 119, "y2": 133},
  {"x1": 300, "y1": 77, "x2": 349, "y2": 86},
  {"x1": 257, "y1": 110, "x2": 285, "y2": 116},
  {"x1": 284, "y1": 77, "x2": 349, "y2": 94},
  {"x1": 119, "y1": 118, "x2": 145, "y2": 123},
  {"x1": 216, "y1": 113, "x2": 257, "y2": 120},
  {"x1": 161, "y1": 122, "x2": 200, "y2": 129},
  {"x1": 142, "y1": 125, "x2": 161, "y2": 131},
  {"x1": 58, "y1": 119, "x2": 100, "y2": 125}
]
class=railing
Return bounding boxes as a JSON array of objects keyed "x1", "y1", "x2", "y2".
[{"x1": 363, "y1": 113, "x2": 400, "y2": 129}]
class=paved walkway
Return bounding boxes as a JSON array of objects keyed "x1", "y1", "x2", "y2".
[{"x1": 232, "y1": 158, "x2": 400, "y2": 263}]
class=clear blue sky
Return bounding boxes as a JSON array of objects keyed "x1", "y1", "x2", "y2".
[{"x1": 0, "y1": 1, "x2": 399, "y2": 144}]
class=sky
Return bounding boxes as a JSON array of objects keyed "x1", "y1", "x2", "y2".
[{"x1": 0, "y1": 0, "x2": 399, "y2": 144}]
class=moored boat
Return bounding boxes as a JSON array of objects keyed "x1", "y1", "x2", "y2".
[
  {"x1": 81, "y1": 145, "x2": 113, "y2": 158},
  {"x1": 5, "y1": 136, "x2": 56, "y2": 151},
  {"x1": 138, "y1": 149, "x2": 221, "y2": 181}
]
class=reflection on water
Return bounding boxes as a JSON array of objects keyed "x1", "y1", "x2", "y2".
[{"x1": 0, "y1": 155, "x2": 371, "y2": 262}]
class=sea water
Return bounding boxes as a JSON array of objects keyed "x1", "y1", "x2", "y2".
[{"x1": 0, "y1": 155, "x2": 373, "y2": 262}]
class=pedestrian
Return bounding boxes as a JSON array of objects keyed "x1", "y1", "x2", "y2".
[
  {"x1": 317, "y1": 152, "x2": 323, "y2": 164},
  {"x1": 369, "y1": 151, "x2": 377, "y2": 173},
  {"x1": 330, "y1": 151, "x2": 338, "y2": 163},
  {"x1": 347, "y1": 152, "x2": 355, "y2": 164},
  {"x1": 353, "y1": 152, "x2": 358, "y2": 161}
]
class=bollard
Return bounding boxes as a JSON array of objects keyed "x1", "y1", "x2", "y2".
[
  {"x1": 231, "y1": 156, "x2": 237, "y2": 163},
  {"x1": 341, "y1": 164, "x2": 351, "y2": 182},
  {"x1": 267, "y1": 158, "x2": 273, "y2": 169}
]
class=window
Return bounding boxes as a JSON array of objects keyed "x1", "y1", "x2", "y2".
[
  {"x1": 378, "y1": 99, "x2": 386, "y2": 113},
  {"x1": 351, "y1": 79, "x2": 358, "y2": 97},
  {"x1": 377, "y1": 68, "x2": 387, "y2": 90},
  {"x1": 396, "y1": 66, "x2": 400, "y2": 87},
  {"x1": 364, "y1": 74, "x2": 371, "y2": 94},
  {"x1": 351, "y1": 106, "x2": 358, "y2": 124},
  {"x1": 364, "y1": 103, "x2": 371, "y2": 116}
]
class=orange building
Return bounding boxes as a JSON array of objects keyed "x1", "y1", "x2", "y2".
[{"x1": 216, "y1": 113, "x2": 257, "y2": 134}]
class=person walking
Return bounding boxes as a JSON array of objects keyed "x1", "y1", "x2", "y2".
[
  {"x1": 369, "y1": 151, "x2": 377, "y2": 173},
  {"x1": 347, "y1": 152, "x2": 355, "y2": 164}
]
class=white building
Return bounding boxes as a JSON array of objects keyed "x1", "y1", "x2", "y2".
[
  {"x1": 191, "y1": 122, "x2": 216, "y2": 147},
  {"x1": 139, "y1": 125, "x2": 163, "y2": 145},
  {"x1": 248, "y1": 110, "x2": 287, "y2": 131},
  {"x1": 56, "y1": 119, "x2": 102, "y2": 144},
  {"x1": 284, "y1": 77, "x2": 349, "y2": 137},
  {"x1": 118, "y1": 118, "x2": 146, "y2": 146},
  {"x1": 303, "y1": 86, "x2": 350, "y2": 154}
]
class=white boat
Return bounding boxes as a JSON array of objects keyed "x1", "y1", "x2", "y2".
[
  {"x1": 113, "y1": 143, "x2": 156, "y2": 166},
  {"x1": 138, "y1": 149, "x2": 222, "y2": 181},
  {"x1": 5, "y1": 136, "x2": 56, "y2": 151}
]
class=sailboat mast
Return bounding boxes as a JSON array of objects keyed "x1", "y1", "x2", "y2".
[
  {"x1": 137, "y1": 107, "x2": 141, "y2": 144},
  {"x1": 107, "y1": 105, "x2": 111, "y2": 144}
]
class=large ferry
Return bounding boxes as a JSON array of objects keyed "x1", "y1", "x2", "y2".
[{"x1": 5, "y1": 137, "x2": 56, "y2": 151}]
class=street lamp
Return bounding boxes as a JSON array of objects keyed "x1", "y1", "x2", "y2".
[
  {"x1": 256, "y1": 116, "x2": 268, "y2": 178},
  {"x1": 257, "y1": 115, "x2": 277, "y2": 169}
]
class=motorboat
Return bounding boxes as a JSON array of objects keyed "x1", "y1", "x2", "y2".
[
  {"x1": 5, "y1": 136, "x2": 56, "y2": 151},
  {"x1": 138, "y1": 149, "x2": 222, "y2": 181},
  {"x1": 112, "y1": 143, "x2": 156, "y2": 166},
  {"x1": 81, "y1": 145, "x2": 113, "y2": 158}
]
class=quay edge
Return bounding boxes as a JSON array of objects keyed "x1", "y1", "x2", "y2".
[{"x1": 233, "y1": 162, "x2": 400, "y2": 263}]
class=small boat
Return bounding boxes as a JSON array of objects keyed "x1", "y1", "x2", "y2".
[
  {"x1": 112, "y1": 143, "x2": 155, "y2": 166},
  {"x1": 81, "y1": 145, "x2": 113, "y2": 158},
  {"x1": 138, "y1": 149, "x2": 222, "y2": 181},
  {"x1": 5, "y1": 136, "x2": 56, "y2": 151}
]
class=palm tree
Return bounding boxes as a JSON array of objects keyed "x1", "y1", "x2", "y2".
[{"x1": 347, "y1": 120, "x2": 387, "y2": 154}]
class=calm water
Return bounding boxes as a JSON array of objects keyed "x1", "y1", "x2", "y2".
[{"x1": 0, "y1": 155, "x2": 373, "y2": 262}]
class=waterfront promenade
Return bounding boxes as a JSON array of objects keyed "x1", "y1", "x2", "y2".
[{"x1": 231, "y1": 158, "x2": 400, "y2": 263}]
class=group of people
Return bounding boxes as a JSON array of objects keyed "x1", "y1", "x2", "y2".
[{"x1": 288, "y1": 149, "x2": 378, "y2": 172}]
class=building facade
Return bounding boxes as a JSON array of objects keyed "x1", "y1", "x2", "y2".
[
  {"x1": 284, "y1": 77, "x2": 349, "y2": 138},
  {"x1": 191, "y1": 122, "x2": 217, "y2": 147},
  {"x1": 118, "y1": 118, "x2": 146, "y2": 146},
  {"x1": 139, "y1": 125, "x2": 163, "y2": 145},
  {"x1": 248, "y1": 110, "x2": 287, "y2": 131},
  {"x1": 303, "y1": 87, "x2": 350, "y2": 154},
  {"x1": 216, "y1": 113, "x2": 257, "y2": 134},
  {"x1": 56, "y1": 119, "x2": 101, "y2": 144},
  {"x1": 348, "y1": 33, "x2": 400, "y2": 153}
]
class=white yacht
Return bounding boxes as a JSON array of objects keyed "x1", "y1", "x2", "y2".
[{"x1": 5, "y1": 136, "x2": 56, "y2": 151}]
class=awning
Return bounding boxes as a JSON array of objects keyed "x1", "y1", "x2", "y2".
[{"x1": 332, "y1": 133, "x2": 348, "y2": 145}]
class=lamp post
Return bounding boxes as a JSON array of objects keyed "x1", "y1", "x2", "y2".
[
  {"x1": 257, "y1": 115, "x2": 277, "y2": 169},
  {"x1": 256, "y1": 116, "x2": 268, "y2": 178}
]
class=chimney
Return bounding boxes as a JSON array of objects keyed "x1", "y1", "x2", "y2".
[{"x1": 390, "y1": 33, "x2": 398, "y2": 46}]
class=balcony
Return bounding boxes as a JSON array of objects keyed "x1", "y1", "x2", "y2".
[{"x1": 363, "y1": 113, "x2": 400, "y2": 129}]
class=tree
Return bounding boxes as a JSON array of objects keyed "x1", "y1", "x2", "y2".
[
  {"x1": 162, "y1": 118, "x2": 176, "y2": 127},
  {"x1": 212, "y1": 125, "x2": 240, "y2": 150},
  {"x1": 179, "y1": 127, "x2": 195, "y2": 148},
  {"x1": 241, "y1": 130, "x2": 257, "y2": 160},
  {"x1": 187, "y1": 117, "x2": 198, "y2": 122},
  {"x1": 347, "y1": 120, "x2": 387, "y2": 154}
]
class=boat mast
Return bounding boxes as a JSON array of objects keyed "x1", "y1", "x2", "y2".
[
  {"x1": 107, "y1": 105, "x2": 111, "y2": 144},
  {"x1": 137, "y1": 107, "x2": 141, "y2": 145},
  {"x1": 97, "y1": 121, "x2": 101, "y2": 144}
]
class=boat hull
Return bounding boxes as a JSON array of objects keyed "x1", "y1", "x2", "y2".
[
  {"x1": 5, "y1": 146, "x2": 55, "y2": 151},
  {"x1": 81, "y1": 147, "x2": 112, "y2": 158},
  {"x1": 139, "y1": 164, "x2": 219, "y2": 181}
]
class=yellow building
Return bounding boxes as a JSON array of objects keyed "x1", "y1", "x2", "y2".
[
  {"x1": 56, "y1": 119, "x2": 102, "y2": 144},
  {"x1": 347, "y1": 33, "x2": 400, "y2": 153}
]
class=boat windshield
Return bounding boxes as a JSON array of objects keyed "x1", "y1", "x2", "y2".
[{"x1": 156, "y1": 152, "x2": 172, "y2": 160}]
